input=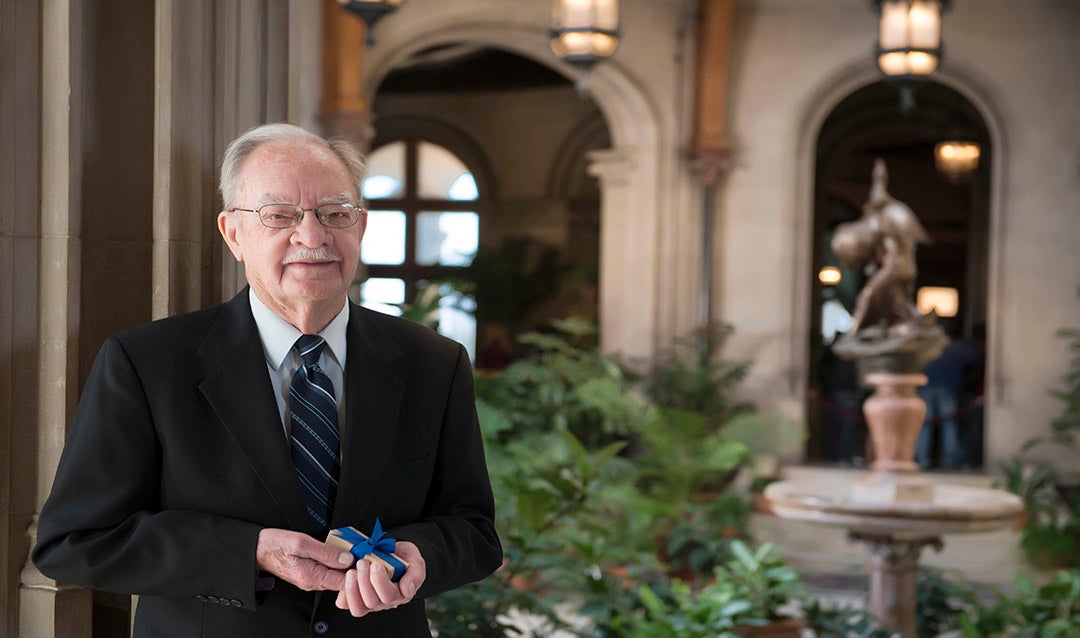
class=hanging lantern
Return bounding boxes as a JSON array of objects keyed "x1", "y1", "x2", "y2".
[
  {"x1": 874, "y1": 0, "x2": 949, "y2": 78},
  {"x1": 336, "y1": 0, "x2": 406, "y2": 46},
  {"x1": 934, "y1": 112, "x2": 981, "y2": 183},
  {"x1": 550, "y1": 0, "x2": 620, "y2": 91},
  {"x1": 934, "y1": 140, "x2": 980, "y2": 183}
]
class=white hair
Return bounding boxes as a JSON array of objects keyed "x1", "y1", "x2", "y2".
[{"x1": 218, "y1": 123, "x2": 366, "y2": 208}]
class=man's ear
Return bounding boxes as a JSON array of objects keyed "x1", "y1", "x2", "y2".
[{"x1": 218, "y1": 210, "x2": 244, "y2": 262}]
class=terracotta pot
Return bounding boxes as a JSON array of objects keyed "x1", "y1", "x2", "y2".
[
  {"x1": 751, "y1": 493, "x2": 775, "y2": 516},
  {"x1": 730, "y1": 617, "x2": 804, "y2": 637}
]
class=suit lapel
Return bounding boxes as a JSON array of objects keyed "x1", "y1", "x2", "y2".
[
  {"x1": 333, "y1": 305, "x2": 406, "y2": 528},
  {"x1": 196, "y1": 290, "x2": 311, "y2": 532}
]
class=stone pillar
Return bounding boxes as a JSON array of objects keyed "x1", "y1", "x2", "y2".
[
  {"x1": 17, "y1": 0, "x2": 93, "y2": 635},
  {"x1": 154, "y1": 0, "x2": 218, "y2": 319},
  {"x1": 1, "y1": 0, "x2": 46, "y2": 633},
  {"x1": 319, "y1": 0, "x2": 376, "y2": 148},
  {"x1": 850, "y1": 532, "x2": 942, "y2": 638},
  {"x1": 588, "y1": 147, "x2": 659, "y2": 364}
]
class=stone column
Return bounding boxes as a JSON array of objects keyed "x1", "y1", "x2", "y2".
[
  {"x1": 17, "y1": 0, "x2": 92, "y2": 635},
  {"x1": 850, "y1": 532, "x2": 942, "y2": 637},
  {"x1": 154, "y1": 0, "x2": 218, "y2": 319},
  {"x1": 588, "y1": 147, "x2": 659, "y2": 364}
]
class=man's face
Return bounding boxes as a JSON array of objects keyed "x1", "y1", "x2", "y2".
[{"x1": 218, "y1": 140, "x2": 364, "y2": 321}]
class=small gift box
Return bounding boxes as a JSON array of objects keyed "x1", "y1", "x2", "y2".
[{"x1": 326, "y1": 519, "x2": 409, "y2": 583}]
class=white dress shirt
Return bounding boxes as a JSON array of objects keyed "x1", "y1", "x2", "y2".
[{"x1": 248, "y1": 288, "x2": 349, "y2": 444}]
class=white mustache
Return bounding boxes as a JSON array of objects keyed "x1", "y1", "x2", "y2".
[{"x1": 283, "y1": 248, "x2": 341, "y2": 264}]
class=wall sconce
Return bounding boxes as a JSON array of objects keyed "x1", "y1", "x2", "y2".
[
  {"x1": 874, "y1": 0, "x2": 950, "y2": 78},
  {"x1": 917, "y1": 286, "x2": 959, "y2": 318},
  {"x1": 336, "y1": 0, "x2": 406, "y2": 46},
  {"x1": 550, "y1": 0, "x2": 620, "y2": 92}
]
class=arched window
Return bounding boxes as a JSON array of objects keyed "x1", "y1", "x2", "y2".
[{"x1": 355, "y1": 139, "x2": 480, "y2": 359}]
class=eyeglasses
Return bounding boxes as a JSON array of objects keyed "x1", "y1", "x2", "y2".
[{"x1": 229, "y1": 203, "x2": 365, "y2": 229}]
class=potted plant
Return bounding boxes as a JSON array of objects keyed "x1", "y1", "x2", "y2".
[
  {"x1": 607, "y1": 541, "x2": 806, "y2": 637},
  {"x1": 994, "y1": 457, "x2": 1058, "y2": 530},
  {"x1": 800, "y1": 599, "x2": 896, "y2": 638},
  {"x1": 945, "y1": 569, "x2": 1080, "y2": 637},
  {"x1": 657, "y1": 494, "x2": 752, "y2": 585},
  {"x1": 428, "y1": 321, "x2": 657, "y2": 636}
]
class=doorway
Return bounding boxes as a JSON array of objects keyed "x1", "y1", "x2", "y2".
[{"x1": 806, "y1": 80, "x2": 991, "y2": 470}]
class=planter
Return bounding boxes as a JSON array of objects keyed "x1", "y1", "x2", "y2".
[{"x1": 730, "y1": 618, "x2": 804, "y2": 637}]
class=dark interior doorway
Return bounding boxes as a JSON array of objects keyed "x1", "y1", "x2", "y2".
[{"x1": 806, "y1": 80, "x2": 991, "y2": 470}]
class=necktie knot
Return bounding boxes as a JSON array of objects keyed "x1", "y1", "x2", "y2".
[{"x1": 295, "y1": 334, "x2": 326, "y2": 368}]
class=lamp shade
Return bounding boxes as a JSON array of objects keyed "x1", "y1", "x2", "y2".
[
  {"x1": 875, "y1": 0, "x2": 948, "y2": 78},
  {"x1": 550, "y1": 0, "x2": 620, "y2": 69}
]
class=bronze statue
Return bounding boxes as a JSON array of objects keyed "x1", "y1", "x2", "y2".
[{"x1": 831, "y1": 159, "x2": 946, "y2": 373}]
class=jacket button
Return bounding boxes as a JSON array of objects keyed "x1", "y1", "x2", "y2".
[
  {"x1": 313, "y1": 619, "x2": 330, "y2": 634},
  {"x1": 207, "y1": 595, "x2": 220, "y2": 604},
  {"x1": 196, "y1": 595, "x2": 208, "y2": 602},
  {"x1": 230, "y1": 598, "x2": 243, "y2": 607}
]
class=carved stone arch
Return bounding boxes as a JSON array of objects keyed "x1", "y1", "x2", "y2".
[
  {"x1": 546, "y1": 116, "x2": 611, "y2": 202},
  {"x1": 362, "y1": 19, "x2": 674, "y2": 361}
]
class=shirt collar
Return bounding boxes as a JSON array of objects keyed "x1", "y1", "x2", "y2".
[{"x1": 248, "y1": 288, "x2": 349, "y2": 370}]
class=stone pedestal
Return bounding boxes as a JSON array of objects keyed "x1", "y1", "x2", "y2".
[
  {"x1": 849, "y1": 532, "x2": 942, "y2": 638},
  {"x1": 862, "y1": 372, "x2": 926, "y2": 474}
]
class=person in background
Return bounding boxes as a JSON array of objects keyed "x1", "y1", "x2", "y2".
[{"x1": 916, "y1": 319, "x2": 983, "y2": 469}]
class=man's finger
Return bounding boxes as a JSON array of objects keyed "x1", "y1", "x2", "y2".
[
  {"x1": 343, "y1": 568, "x2": 371, "y2": 617},
  {"x1": 393, "y1": 541, "x2": 426, "y2": 600},
  {"x1": 354, "y1": 560, "x2": 384, "y2": 609},
  {"x1": 367, "y1": 557, "x2": 401, "y2": 604},
  {"x1": 256, "y1": 528, "x2": 351, "y2": 591}
]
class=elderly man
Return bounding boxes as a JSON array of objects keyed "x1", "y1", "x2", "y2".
[{"x1": 33, "y1": 123, "x2": 501, "y2": 636}]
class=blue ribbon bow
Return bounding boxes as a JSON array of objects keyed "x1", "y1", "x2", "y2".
[{"x1": 335, "y1": 519, "x2": 407, "y2": 583}]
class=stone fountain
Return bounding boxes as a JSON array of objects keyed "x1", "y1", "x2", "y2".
[{"x1": 764, "y1": 160, "x2": 1023, "y2": 637}]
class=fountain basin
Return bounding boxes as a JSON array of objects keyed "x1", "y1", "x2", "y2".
[{"x1": 764, "y1": 479, "x2": 1024, "y2": 537}]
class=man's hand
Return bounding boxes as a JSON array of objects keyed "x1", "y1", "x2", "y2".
[
  {"x1": 255, "y1": 528, "x2": 353, "y2": 591},
  {"x1": 334, "y1": 540, "x2": 426, "y2": 617}
]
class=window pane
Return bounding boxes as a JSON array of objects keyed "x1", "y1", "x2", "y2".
[
  {"x1": 359, "y1": 278, "x2": 405, "y2": 316},
  {"x1": 363, "y1": 142, "x2": 405, "y2": 199},
  {"x1": 438, "y1": 287, "x2": 476, "y2": 363},
  {"x1": 418, "y1": 141, "x2": 476, "y2": 200},
  {"x1": 448, "y1": 174, "x2": 478, "y2": 201},
  {"x1": 361, "y1": 210, "x2": 406, "y2": 265},
  {"x1": 416, "y1": 211, "x2": 479, "y2": 266}
]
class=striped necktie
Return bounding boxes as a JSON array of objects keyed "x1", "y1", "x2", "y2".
[{"x1": 289, "y1": 334, "x2": 340, "y2": 531}]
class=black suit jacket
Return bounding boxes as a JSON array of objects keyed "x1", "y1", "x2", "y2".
[{"x1": 33, "y1": 290, "x2": 502, "y2": 637}]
